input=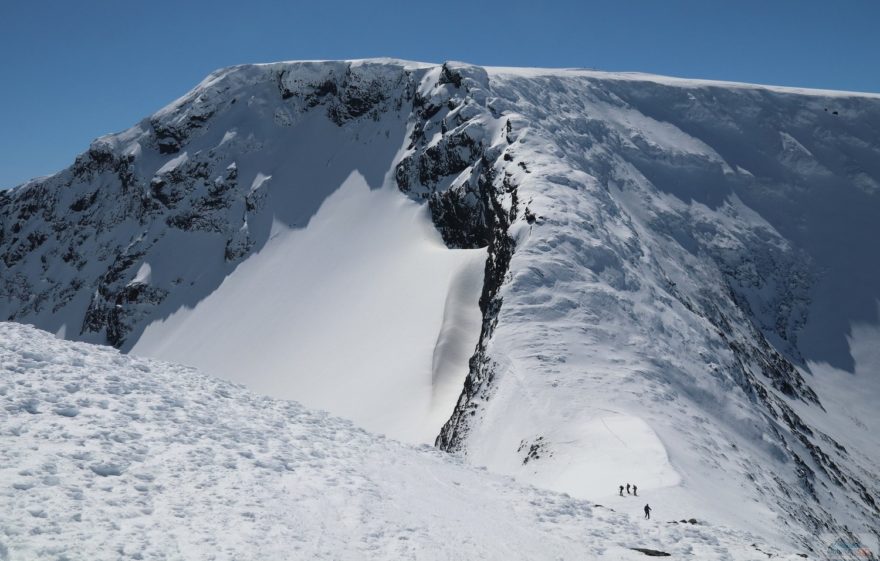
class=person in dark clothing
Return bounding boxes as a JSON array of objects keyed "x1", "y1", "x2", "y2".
[
  {"x1": 619, "y1": 485, "x2": 624, "y2": 496},
  {"x1": 644, "y1": 504, "x2": 652, "y2": 519},
  {"x1": 633, "y1": 484, "x2": 638, "y2": 496},
  {"x1": 626, "y1": 483, "x2": 631, "y2": 494}
]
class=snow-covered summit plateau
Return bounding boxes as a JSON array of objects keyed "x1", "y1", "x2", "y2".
[{"x1": 1, "y1": 59, "x2": 879, "y2": 557}]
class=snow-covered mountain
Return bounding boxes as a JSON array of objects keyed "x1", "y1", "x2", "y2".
[
  {"x1": 1, "y1": 322, "x2": 810, "y2": 560},
  {"x1": 1, "y1": 59, "x2": 878, "y2": 557}
]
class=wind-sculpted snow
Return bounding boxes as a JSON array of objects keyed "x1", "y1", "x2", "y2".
[
  {"x1": 437, "y1": 67, "x2": 880, "y2": 553},
  {"x1": 0, "y1": 322, "x2": 805, "y2": 560},
  {"x1": 130, "y1": 172, "x2": 486, "y2": 444},
  {"x1": 0, "y1": 59, "x2": 491, "y2": 445},
  {"x1": 1, "y1": 59, "x2": 879, "y2": 556}
]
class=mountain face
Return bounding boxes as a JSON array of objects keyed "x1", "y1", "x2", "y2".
[{"x1": 1, "y1": 59, "x2": 879, "y2": 555}]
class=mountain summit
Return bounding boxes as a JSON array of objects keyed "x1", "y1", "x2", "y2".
[{"x1": 2, "y1": 59, "x2": 878, "y2": 555}]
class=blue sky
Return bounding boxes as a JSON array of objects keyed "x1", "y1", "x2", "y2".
[{"x1": 2, "y1": 0, "x2": 878, "y2": 188}]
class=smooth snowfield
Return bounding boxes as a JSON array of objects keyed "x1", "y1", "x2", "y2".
[
  {"x1": 0, "y1": 323, "x2": 799, "y2": 561},
  {"x1": 132, "y1": 172, "x2": 485, "y2": 444}
]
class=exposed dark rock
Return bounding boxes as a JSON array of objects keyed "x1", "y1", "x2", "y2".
[
  {"x1": 436, "y1": 157, "x2": 518, "y2": 452},
  {"x1": 396, "y1": 129, "x2": 482, "y2": 192},
  {"x1": 517, "y1": 436, "x2": 551, "y2": 465},
  {"x1": 104, "y1": 282, "x2": 167, "y2": 348},
  {"x1": 438, "y1": 63, "x2": 464, "y2": 88},
  {"x1": 69, "y1": 190, "x2": 98, "y2": 212},
  {"x1": 630, "y1": 547, "x2": 671, "y2": 556}
]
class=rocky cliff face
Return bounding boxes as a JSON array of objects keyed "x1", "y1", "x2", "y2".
[
  {"x1": 2, "y1": 60, "x2": 879, "y2": 555},
  {"x1": 1, "y1": 61, "x2": 425, "y2": 349}
]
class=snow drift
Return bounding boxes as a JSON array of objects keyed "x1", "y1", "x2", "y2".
[{"x1": 132, "y1": 171, "x2": 485, "y2": 443}]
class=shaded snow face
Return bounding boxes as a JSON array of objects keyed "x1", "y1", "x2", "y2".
[
  {"x1": 0, "y1": 61, "x2": 425, "y2": 351},
  {"x1": 0, "y1": 60, "x2": 489, "y2": 444},
  {"x1": 133, "y1": 172, "x2": 485, "y2": 443},
  {"x1": 589, "y1": 79, "x2": 880, "y2": 373}
]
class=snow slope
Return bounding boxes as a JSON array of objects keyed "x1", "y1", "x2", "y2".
[
  {"x1": 438, "y1": 65, "x2": 880, "y2": 553},
  {"x1": 0, "y1": 322, "x2": 805, "y2": 561},
  {"x1": 1, "y1": 60, "x2": 487, "y2": 445},
  {"x1": 132, "y1": 171, "x2": 485, "y2": 443},
  {"x1": 2, "y1": 59, "x2": 879, "y2": 556}
]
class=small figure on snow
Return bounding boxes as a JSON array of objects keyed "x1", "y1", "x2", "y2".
[
  {"x1": 644, "y1": 504, "x2": 652, "y2": 520},
  {"x1": 619, "y1": 485, "x2": 624, "y2": 496},
  {"x1": 626, "y1": 483, "x2": 631, "y2": 494},
  {"x1": 633, "y1": 484, "x2": 638, "y2": 496}
]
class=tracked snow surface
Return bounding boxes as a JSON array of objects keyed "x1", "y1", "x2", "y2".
[
  {"x1": 2, "y1": 59, "x2": 880, "y2": 557},
  {"x1": 0, "y1": 322, "x2": 802, "y2": 560}
]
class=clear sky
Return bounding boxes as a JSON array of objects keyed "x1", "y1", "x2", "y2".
[{"x1": 2, "y1": 0, "x2": 878, "y2": 188}]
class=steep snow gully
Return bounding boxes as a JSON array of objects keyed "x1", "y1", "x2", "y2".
[{"x1": 2, "y1": 59, "x2": 879, "y2": 556}]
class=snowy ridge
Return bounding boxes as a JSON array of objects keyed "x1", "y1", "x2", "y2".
[
  {"x1": 1, "y1": 59, "x2": 879, "y2": 557},
  {"x1": 0, "y1": 322, "x2": 801, "y2": 560},
  {"x1": 436, "y1": 64, "x2": 880, "y2": 553},
  {"x1": 485, "y1": 66, "x2": 880, "y2": 98}
]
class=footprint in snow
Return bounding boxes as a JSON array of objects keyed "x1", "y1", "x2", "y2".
[{"x1": 90, "y1": 463, "x2": 125, "y2": 477}]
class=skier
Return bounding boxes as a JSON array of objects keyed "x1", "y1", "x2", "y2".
[
  {"x1": 619, "y1": 485, "x2": 624, "y2": 496},
  {"x1": 644, "y1": 504, "x2": 652, "y2": 519},
  {"x1": 633, "y1": 484, "x2": 638, "y2": 496},
  {"x1": 626, "y1": 483, "x2": 631, "y2": 494}
]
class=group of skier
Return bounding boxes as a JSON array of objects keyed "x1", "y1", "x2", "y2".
[{"x1": 617, "y1": 483, "x2": 652, "y2": 519}]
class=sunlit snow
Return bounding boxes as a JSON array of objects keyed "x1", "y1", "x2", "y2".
[
  {"x1": 133, "y1": 172, "x2": 485, "y2": 443},
  {"x1": 0, "y1": 322, "x2": 805, "y2": 561}
]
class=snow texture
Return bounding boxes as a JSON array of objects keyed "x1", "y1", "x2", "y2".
[
  {"x1": 0, "y1": 322, "x2": 806, "y2": 560},
  {"x1": 132, "y1": 171, "x2": 485, "y2": 444},
  {"x1": 1, "y1": 59, "x2": 879, "y2": 557}
]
